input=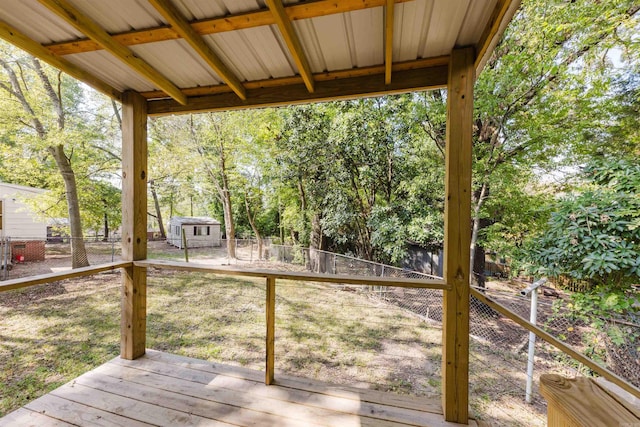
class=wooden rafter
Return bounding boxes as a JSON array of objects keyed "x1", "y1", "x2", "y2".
[
  {"x1": 0, "y1": 21, "x2": 122, "y2": 101},
  {"x1": 265, "y1": 0, "x2": 315, "y2": 93},
  {"x1": 147, "y1": 65, "x2": 448, "y2": 116},
  {"x1": 147, "y1": 0, "x2": 246, "y2": 100},
  {"x1": 45, "y1": 0, "x2": 414, "y2": 56},
  {"x1": 475, "y1": 0, "x2": 520, "y2": 72},
  {"x1": 140, "y1": 56, "x2": 449, "y2": 99},
  {"x1": 37, "y1": 0, "x2": 187, "y2": 105},
  {"x1": 385, "y1": 0, "x2": 394, "y2": 85}
]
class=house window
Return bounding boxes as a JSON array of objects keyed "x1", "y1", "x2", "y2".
[
  {"x1": 194, "y1": 226, "x2": 207, "y2": 236},
  {"x1": 192, "y1": 226, "x2": 210, "y2": 236}
]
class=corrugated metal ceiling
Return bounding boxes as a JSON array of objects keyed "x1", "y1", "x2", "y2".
[{"x1": 0, "y1": 0, "x2": 519, "y2": 111}]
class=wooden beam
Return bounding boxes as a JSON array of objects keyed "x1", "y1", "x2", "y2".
[
  {"x1": 265, "y1": 276, "x2": 276, "y2": 385},
  {"x1": 265, "y1": 0, "x2": 315, "y2": 93},
  {"x1": 45, "y1": 0, "x2": 414, "y2": 56},
  {"x1": 135, "y1": 259, "x2": 447, "y2": 289},
  {"x1": 384, "y1": 0, "x2": 394, "y2": 85},
  {"x1": 0, "y1": 262, "x2": 131, "y2": 294},
  {"x1": 140, "y1": 56, "x2": 449, "y2": 99},
  {"x1": 0, "y1": 21, "x2": 122, "y2": 101},
  {"x1": 37, "y1": 0, "x2": 187, "y2": 105},
  {"x1": 147, "y1": 0, "x2": 246, "y2": 100},
  {"x1": 121, "y1": 91, "x2": 148, "y2": 360},
  {"x1": 148, "y1": 65, "x2": 448, "y2": 115},
  {"x1": 475, "y1": 0, "x2": 521, "y2": 72},
  {"x1": 441, "y1": 47, "x2": 474, "y2": 424}
]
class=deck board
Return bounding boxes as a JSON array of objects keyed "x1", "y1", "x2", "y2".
[{"x1": 0, "y1": 350, "x2": 478, "y2": 427}]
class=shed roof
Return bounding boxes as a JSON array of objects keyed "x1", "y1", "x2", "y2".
[
  {"x1": 170, "y1": 216, "x2": 221, "y2": 226},
  {"x1": 0, "y1": 0, "x2": 520, "y2": 115},
  {"x1": 0, "y1": 182, "x2": 47, "y2": 196}
]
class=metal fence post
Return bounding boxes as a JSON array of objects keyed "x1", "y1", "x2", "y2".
[{"x1": 521, "y1": 278, "x2": 547, "y2": 404}]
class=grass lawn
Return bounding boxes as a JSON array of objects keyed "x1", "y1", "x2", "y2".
[
  {"x1": 0, "y1": 269, "x2": 442, "y2": 418},
  {"x1": 0, "y1": 268, "x2": 551, "y2": 425}
]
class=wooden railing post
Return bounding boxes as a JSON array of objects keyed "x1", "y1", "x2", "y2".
[
  {"x1": 442, "y1": 46, "x2": 474, "y2": 423},
  {"x1": 540, "y1": 374, "x2": 640, "y2": 426},
  {"x1": 265, "y1": 276, "x2": 276, "y2": 384},
  {"x1": 121, "y1": 91, "x2": 148, "y2": 360}
]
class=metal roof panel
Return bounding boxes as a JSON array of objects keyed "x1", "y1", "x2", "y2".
[
  {"x1": 457, "y1": 0, "x2": 500, "y2": 46},
  {"x1": 130, "y1": 40, "x2": 223, "y2": 88},
  {"x1": 395, "y1": 0, "x2": 434, "y2": 62},
  {"x1": 300, "y1": 14, "x2": 353, "y2": 72},
  {"x1": 0, "y1": 0, "x2": 83, "y2": 44},
  {"x1": 349, "y1": 7, "x2": 384, "y2": 68},
  {"x1": 422, "y1": 0, "x2": 471, "y2": 58},
  {"x1": 65, "y1": 51, "x2": 156, "y2": 92},
  {"x1": 64, "y1": 0, "x2": 165, "y2": 33}
]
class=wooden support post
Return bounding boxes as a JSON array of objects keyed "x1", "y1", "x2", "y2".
[
  {"x1": 442, "y1": 46, "x2": 474, "y2": 424},
  {"x1": 265, "y1": 276, "x2": 276, "y2": 385},
  {"x1": 121, "y1": 91, "x2": 148, "y2": 360}
]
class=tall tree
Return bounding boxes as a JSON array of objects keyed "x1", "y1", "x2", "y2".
[
  {"x1": 413, "y1": 0, "x2": 640, "y2": 285},
  {"x1": 190, "y1": 113, "x2": 246, "y2": 259},
  {"x1": 0, "y1": 45, "x2": 90, "y2": 267}
]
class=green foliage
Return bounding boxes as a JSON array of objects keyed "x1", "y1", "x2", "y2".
[
  {"x1": 530, "y1": 158, "x2": 640, "y2": 288},
  {"x1": 466, "y1": 0, "x2": 640, "y2": 271},
  {"x1": 0, "y1": 41, "x2": 121, "y2": 240},
  {"x1": 274, "y1": 95, "x2": 445, "y2": 262}
]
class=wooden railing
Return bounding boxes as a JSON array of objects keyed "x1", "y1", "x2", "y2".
[
  {"x1": 4, "y1": 259, "x2": 640, "y2": 422},
  {"x1": 0, "y1": 259, "x2": 446, "y2": 388},
  {"x1": 135, "y1": 259, "x2": 448, "y2": 384},
  {"x1": 0, "y1": 261, "x2": 130, "y2": 293},
  {"x1": 540, "y1": 374, "x2": 640, "y2": 426},
  {"x1": 471, "y1": 288, "x2": 640, "y2": 399}
]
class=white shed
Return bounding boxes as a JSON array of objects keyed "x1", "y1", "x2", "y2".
[
  {"x1": 0, "y1": 183, "x2": 47, "y2": 239},
  {"x1": 167, "y1": 217, "x2": 222, "y2": 249}
]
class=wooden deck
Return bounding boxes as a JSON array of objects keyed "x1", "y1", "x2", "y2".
[{"x1": 0, "y1": 350, "x2": 481, "y2": 427}]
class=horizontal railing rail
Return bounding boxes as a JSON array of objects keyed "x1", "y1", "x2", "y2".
[
  {"x1": 471, "y1": 287, "x2": 640, "y2": 399},
  {"x1": 0, "y1": 261, "x2": 131, "y2": 293},
  {"x1": 136, "y1": 259, "x2": 448, "y2": 289}
]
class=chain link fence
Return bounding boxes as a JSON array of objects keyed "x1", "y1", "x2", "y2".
[
  {"x1": 472, "y1": 284, "x2": 640, "y2": 380},
  {"x1": 4, "y1": 235, "x2": 638, "y2": 425},
  {"x1": 0, "y1": 237, "x2": 121, "y2": 280},
  {"x1": 265, "y1": 244, "x2": 640, "y2": 425}
]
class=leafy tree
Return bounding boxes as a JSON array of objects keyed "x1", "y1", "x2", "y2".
[
  {"x1": 276, "y1": 103, "x2": 334, "y2": 252},
  {"x1": 401, "y1": 0, "x2": 640, "y2": 284},
  {"x1": 529, "y1": 158, "x2": 640, "y2": 288},
  {"x1": 0, "y1": 44, "x2": 97, "y2": 266}
]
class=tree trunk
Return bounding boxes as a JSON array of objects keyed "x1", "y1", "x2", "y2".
[
  {"x1": 473, "y1": 241, "x2": 487, "y2": 289},
  {"x1": 49, "y1": 144, "x2": 89, "y2": 268},
  {"x1": 0, "y1": 58, "x2": 89, "y2": 267},
  {"x1": 244, "y1": 194, "x2": 263, "y2": 260},
  {"x1": 309, "y1": 212, "x2": 326, "y2": 273},
  {"x1": 222, "y1": 191, "x2": 236, "y2": 259},
  {"x1": 469, "y1": 181, "x2": 488, "y2": 284},
  {"x1": 219, "y1": 153, "x2": 236, "y2": 259},
  {"x1": 102, "y1": 199, "x2": 109, "y2": 241},
  {"x1": 149, "y1": 180, "x2": 166, "y2": 239}
]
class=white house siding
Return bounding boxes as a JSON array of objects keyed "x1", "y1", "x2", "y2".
[{"x1": 0, "y1": 183, "x2": 47, "y2": 240}]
